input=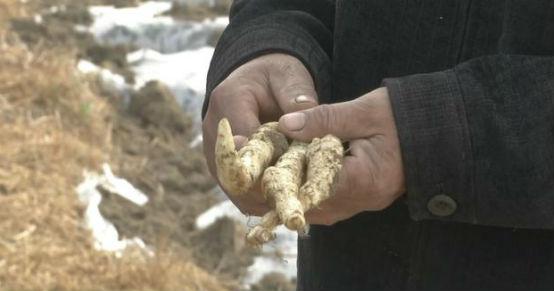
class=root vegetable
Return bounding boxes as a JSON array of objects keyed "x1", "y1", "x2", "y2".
[
  {"x1": 298, "y1": 135, "x2": 344, "y2": 210},
  {"x1": 246, "y1": 135, "x2": 344, "y2": 246},
  {"x1": 245, "y1": 212, "x2": 279, "y2": 245},
  {"x1": 261, "y1": 141, "x2": 308, "y2": 231},
  {"x1": 215, "y1": 118, "x2": 288, "y2": 196}
]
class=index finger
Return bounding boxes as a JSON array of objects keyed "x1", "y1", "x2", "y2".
[
  {"x1": 202, "y1": 89, "x2": 261, "y2": 181},
  {"x1": 208, "y1": 84, "x2": 262, "y2": 136}
]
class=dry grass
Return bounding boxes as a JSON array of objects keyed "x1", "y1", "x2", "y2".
[
  {"x1": 0, "y1": 2, "x2": 228, "y2": 290},
  {"x1": 0, "y1": 0, "x2": 24, "y2": 25}
]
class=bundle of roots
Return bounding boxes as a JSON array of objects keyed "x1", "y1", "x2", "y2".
[{"x1": 215, "y1": 118, "x2": 344, "y2": 246}]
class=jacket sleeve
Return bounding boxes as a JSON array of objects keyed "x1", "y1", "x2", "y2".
[
  {"x1": 383, "y1": 55, "x2": 554, "y2": 229},
  {"x1": 202, "y1": 0, "x2": 335, "y2": 117}
]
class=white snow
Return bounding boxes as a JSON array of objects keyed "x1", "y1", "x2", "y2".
[
  {"x1": 128, "y1": 46, "x2": 213, "y2": 97},
  {"x1": 244, "y1": 227, "x2": 299, "y2": 284},
  {"x1": 48, "y1": 5, "x2": 66, "y2": 14},
  {"x1": 89, "y1": 2, "x2": 173, "y2": 38},
  {"x1": 101, "y1": 164, "x2": 149, "y2": 206},
  {"x1": 196, "y1": 200, "x2": 247, "y2": 229},
  {"x1": 245, "y1": 255, "x2": 297, "y2": 285},
  {"x1": 76, "y1": 164, "x2": 152, "y2": 257},
  {"x1": 127, "y1": 47, "x2": 214, "y2": 126},
  {"x1": 189, "y1": 134, "x2": 203, "y2": 148},
  {"x1": 88, "y1": 2, "x2": 228, "y2": 130},
  {"x1": 77, "y1": 59, "x2": 131, "y2": 98},
  {"x1": 89, "y1": 2, "x2": 227, "y2": 53},
  {"x1": 33, "y1": 14, "x2": 43, "y2": 24}
]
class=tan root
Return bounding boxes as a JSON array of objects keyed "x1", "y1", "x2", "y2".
[
  {"x1": 215, "y1": 118, "x2": 288, "y2": 195},
  {"x1": 246, "y1": 135, "x2": 344, "y2": 246},
  {"x1": 262, "y1": 141, "x2": 308, "y2": 231},
  {"x1": 298, "y1": 135, "x2": 344, "y2": 209},
  {"x1": 245, "y1": 212, "x2": 279, "y2": 246}
]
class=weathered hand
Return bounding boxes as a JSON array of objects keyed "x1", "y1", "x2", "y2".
[
  {"x1": 203, "y1": 53, "x2": 318, "y2": 216},
  {"x1": 278, "y1": 87, "x2": 406, "y2": 225}
]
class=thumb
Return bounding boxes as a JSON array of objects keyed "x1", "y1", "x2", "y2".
[{"x1": 278, "y1": 100, "x2": 371, "y2": 141}]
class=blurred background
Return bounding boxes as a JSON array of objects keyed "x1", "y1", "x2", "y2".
[{"x1": 0, "y1": 0, "x2": 297, "y2": 290}]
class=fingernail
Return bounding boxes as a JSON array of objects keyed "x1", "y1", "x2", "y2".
[
  {"x1": 281, "y1": 112, "x2": 306, "y2": 131},
  {"x1": 295, "y1": 95, "x2": 312, "y2": 103}
]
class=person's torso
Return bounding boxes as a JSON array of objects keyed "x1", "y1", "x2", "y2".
[{"x1": 298, "y1": 1, "x2": 554, "y2": 290}]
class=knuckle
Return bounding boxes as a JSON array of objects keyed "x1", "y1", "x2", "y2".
[
  {"x1": 278, "y1": 61, "x2": 293, "y2": 75},
  {"x1": 316, "y1": 104, "x2": 336, "y2": 134},
  {"x1": 235, "y1": 83, "x2": 258, "y2": 97},
  {"x1": 282, "y1": 82, "x2": 315, "y2": 97},
  {"x1": 210, "y1": 82, "x2": 260, "y2": 113}
]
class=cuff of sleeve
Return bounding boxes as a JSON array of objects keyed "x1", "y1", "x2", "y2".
[
  {"x1": 383, "y1": 71, "x2": 475, "y2": 223},
  {"x1": 203, "y1": 21, "x2": 332, "y2": 118}
]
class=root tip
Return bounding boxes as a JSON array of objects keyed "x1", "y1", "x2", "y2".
[
  {"x1": 246, "y1": 227, "x2": 276, "y2": 246},
  {"x1": 285, "y1": 215, "x2": 306, "y2": 232}
]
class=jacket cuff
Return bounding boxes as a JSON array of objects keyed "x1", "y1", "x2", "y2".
[
  {"x1": 383, "y1": 71, "x2": 475, "y2": 223},
  {"x1": 203, "y1": 21, "x2": 332, "y2": 118}
]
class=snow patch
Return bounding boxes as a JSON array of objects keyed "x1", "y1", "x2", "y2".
[
  {"x1": 33, "y1": 14, "x2": 43, "y2": 24},
  {"x1": 87, "y1": 2, "x2": 227, "y2": 129},
  {"x1": 89, "y1": 2, "x2": 173, "y2": 38},
  {"x1": 76, "y1": 164, "x2": 152, "y2": 257},
  {"x1": 89, "y1": 2, "x2": 227, "y2": 53},
  {"x1": 128, "y1": 47, "x2": 213, "y2": 96},
  {"x1": 127, "y1": 47, "x2": 214, "y2": 124},
  {"x1": 100, "y1": 164, "x2": 149, "y2": 206},
  {"x1": 189, "y1": 134, "x2": 203, "y2": 148},
  {"x1": 77, "y1": 59, "x2": 131, "y2": 98}
]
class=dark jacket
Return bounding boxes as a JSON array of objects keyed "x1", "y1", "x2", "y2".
[{"x1": 204, "y1": 1, "x2": 554, "y2": 290}]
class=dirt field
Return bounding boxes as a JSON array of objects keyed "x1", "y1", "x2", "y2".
[
  {"x1": 0, "y1": 1, "x2": 297, "y2": 290},
  {"x1": 0, "y1": 1, "x2": 244, "y2": 290}
]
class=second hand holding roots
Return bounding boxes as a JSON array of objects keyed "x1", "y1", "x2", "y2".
[{"x1": 215, "y1": 118, "x2": 344, "y2": 246}]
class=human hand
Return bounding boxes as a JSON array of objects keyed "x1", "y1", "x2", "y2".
[
  {"x1": 203, "y1": 53, "x2": 318, "y2": 216},
  {"x1": 278, "y1": 87, "x2": 406, "y2": 225}
]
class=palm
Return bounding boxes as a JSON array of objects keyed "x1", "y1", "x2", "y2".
[
  {"x1": 202, "y1": 53, "x2": 318, "y2": 216},
  {"x1": 279, "y1": 87, "x2": 406, "y2": 225}
]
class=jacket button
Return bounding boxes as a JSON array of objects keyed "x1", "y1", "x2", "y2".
[{"x1": 427, "y1": 194, "x2": 457, "y2": 217}]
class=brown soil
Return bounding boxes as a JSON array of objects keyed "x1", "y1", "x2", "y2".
[
  {"x1": 251, "y1": 273, "x2": 297, "y2": 291},
  {"x1": 10, "y1": 3, "x2": 136, "y2": 83},
  {"x1": 100, "y1": 80, "x2": 213, "y2": 241},
  {"x1": 98, "y1": 80, "x2": 257, "y2": 287},
  {"x1": 0, "y1": 29, "x2": 227, "y2": 291},
  {"x1": 3, "y1": 1, "x2": 263, "y2": 289},
  {"x1": 191, "y1": 217, "x2": 258, "y2": 280}
]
